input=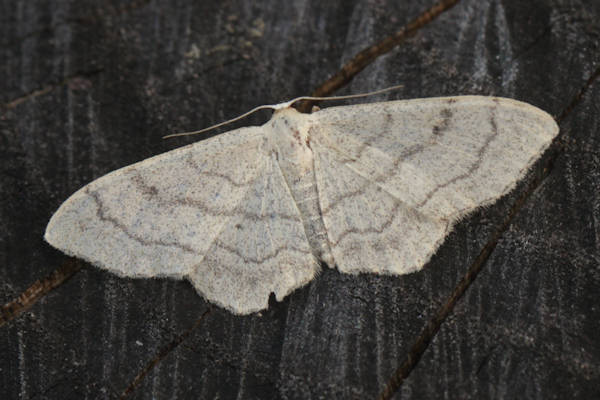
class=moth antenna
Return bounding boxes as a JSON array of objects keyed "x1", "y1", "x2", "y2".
[
  {"x1": 163, "y1": 104, "x2": 281, "y2": 139},
  {"x1": 284, "y1": 84, "x2": 404, "y2": 104},
  {"x1": 163, "y1": 84, "x2": 403, "y2": 139}
]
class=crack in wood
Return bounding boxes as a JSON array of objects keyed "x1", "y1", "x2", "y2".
[
  {"x1": 0, "y1": 258, "x2": 82, "y2": 327},
  {"x1": 119, "y1": 308, "x2": 211, "y2": 399},
  {"x1": 1, "y1": 69, "x2": 104, "y2": 110},
  {"x1": 376, "y1": 64, "x2": 600, "y2": 400},
  {"x1": 557, "y1": 65, "x2": 600, "y2": 124}
]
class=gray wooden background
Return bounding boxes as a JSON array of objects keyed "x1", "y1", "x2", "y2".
[{"x1": 2, "y1": 0, "x2": 599, "y2": 399}]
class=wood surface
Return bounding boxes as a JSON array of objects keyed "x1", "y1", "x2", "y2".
[{"x1": 1, "y1": 0, "x2": 599, "y2": 399}]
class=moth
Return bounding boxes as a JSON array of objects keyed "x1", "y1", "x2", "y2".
[{"x1": 45, "y1": 95, "x2": 558, "y2": 314}]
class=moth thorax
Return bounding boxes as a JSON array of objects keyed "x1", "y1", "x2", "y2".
[{"x1": 271, "y1": 109, "x2": 314, "y2": 174}]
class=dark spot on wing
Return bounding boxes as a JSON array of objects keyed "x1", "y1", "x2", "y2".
[
  {"x1": 292, "y1": 128, "x2": 303, "y2": 147},
  {"x1": 432, "y1": 108, "x2": 453, "y2": 136},
  {"x1": 130, "y1": 170, "x2": 159, "y2": 197}
]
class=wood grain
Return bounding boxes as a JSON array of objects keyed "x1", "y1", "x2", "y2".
[{"x1": 1, "y1": 0, "x2": 599, "y2": 399}]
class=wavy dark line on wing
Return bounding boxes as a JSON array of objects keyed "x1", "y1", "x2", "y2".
[
  {"x1": 316, "y1": 143, "x2": 419, "y2": 216},
  {"x1": 446, "y1": 143, "x2": 548, "y2": 219},
  {"x1": 86, "y1": 188, "x2": 199, "y2": 254},
  {"x1": 185, "y1": 153, "x2": 252, "y2": 188},
  {"x1": 329, "y1": 199, "x2": 401, "y2": 246},
  {"x1": 351, "y1": 107, "x2": 394, "y2": 160},
  {"x1": 415, "y1": 99, "x2": 500, "y2": 210},
  {"x1": 214, "y1": 240, "x2": 313, "y2": 265},
  {"x1": 128, "y1": 169, "x2": 302, "y2": 223},
  {"x1": 314, "y1": 98, "x2": 476, "y2": 215}
]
